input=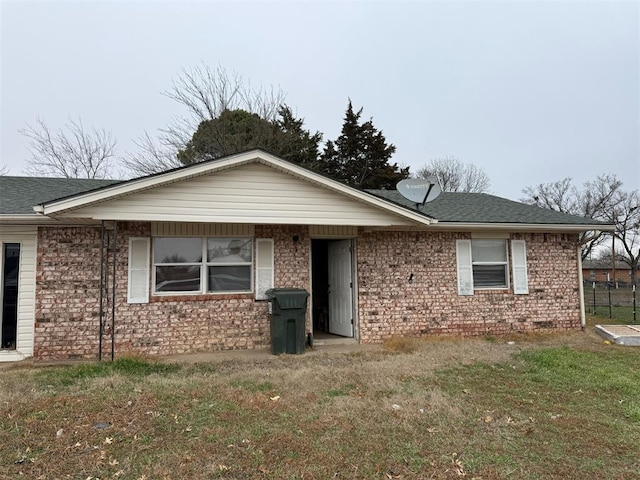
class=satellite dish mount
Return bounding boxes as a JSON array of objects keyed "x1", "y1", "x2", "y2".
[{"x1": 396, "y1": 177, "x2": 442, "y2": 207}]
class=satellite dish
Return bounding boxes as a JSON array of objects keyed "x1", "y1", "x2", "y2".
[{"x1": 397, "y1": 177, "x2": 442, "y2": 205}]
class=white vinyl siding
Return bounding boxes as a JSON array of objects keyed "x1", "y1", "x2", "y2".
[
  {"x1": 151, "y1": 223, "x2": 254, "y2": 237},
  {"x1": 511, "y1": 240, "x2": 529, "y2": 294},
  {"x1": 0, "y1": 226, "x2": 37, "y2": 361},
  {"x1": 59, "y1": 163, "x2": 416, "y2": 226},
  {"x1": 309, "y1": 225, "x2": 359, "y2": 238},
  {"x1": 128, "y1": 237, "x2": 150, "y2": 303},
  {"x1": 255, "y1": 239, "x2": 274, "y2": 300},
  {"x1": 456, "y1": 240, "x2": 474, "y2": 295}
]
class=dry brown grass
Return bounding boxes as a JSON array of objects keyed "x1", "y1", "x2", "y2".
[{"x1": 1, "y1": 329, "x2": 638, "y2": 479}]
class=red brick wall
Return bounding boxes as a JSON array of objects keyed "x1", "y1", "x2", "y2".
[
  {"x1": 34, "y1": 224, "x2": 582, "y2": 359},
  {"x1": 356, "y1": 231, "x2": 582, "y2": 342},
  {"x1": 34, "y1": 223, "x2": 310, "y2": 359}
]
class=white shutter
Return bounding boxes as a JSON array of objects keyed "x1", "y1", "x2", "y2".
[
  {"x1": 128, "y1": 237, "x2": 150, "y2": 303},
  {"x1": 456, "y1": 239, "x2": 474, "y2": 295},
  {"x1": 511, "y1": 240, "x2": 529, "y2": 295},
  {"x1": 255, "y1": 238, "x2": 274, "y2": 300}
]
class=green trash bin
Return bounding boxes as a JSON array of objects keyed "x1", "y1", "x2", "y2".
[{"x1": 266, "y1": 288, "x2": 309, "y2": 355}]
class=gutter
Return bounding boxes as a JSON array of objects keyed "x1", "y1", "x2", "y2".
[{"x1": 427, "y1": 222, "x2": 615, "y2": 233}]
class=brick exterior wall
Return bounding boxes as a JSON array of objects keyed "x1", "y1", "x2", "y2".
[
  {"x1": 357, "y1": 231, "x2": 582, "y2": 342},
  {"x1": 34, "y1": 223, "x2": 310, "y2": 359},
  {"x1": 34, "y1": 224, "x2": 582, "y2": 359}
]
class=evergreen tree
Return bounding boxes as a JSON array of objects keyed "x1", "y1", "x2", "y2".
[
  {"x1": 274, "y1": 106, "x2": 323, "y2": 168},
  {"x1": 319, "y1": 101, "x2": 408, "y2": 189},
  {"x1": 177, "y1": 107, "x2": 321, "y2": 169}
]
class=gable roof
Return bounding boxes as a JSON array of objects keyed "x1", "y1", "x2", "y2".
[
  {"x1": 367, "y1": 189, "x2": 610, "y2": 229},
  {"x1": 29, "y1": 150, "x2": 436, "y2": 227},
  {"x1": 0, "y1": 150, "x2": 614, "y2": 232}
]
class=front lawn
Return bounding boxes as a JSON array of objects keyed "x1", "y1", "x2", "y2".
[{"x1": 1, "y1": 333, "x2": 639, "y2": 479}]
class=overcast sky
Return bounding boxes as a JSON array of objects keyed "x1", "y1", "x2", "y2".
[{"x1": 1, "y1": 0, "x2": 638, "y2": 200}]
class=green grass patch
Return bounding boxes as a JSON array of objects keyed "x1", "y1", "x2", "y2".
[
  {"x1": 229, "y1": 379, "x2": 275, "y2": 392},
  {"x1": 4, "y1": 337, "x2": 640, "y2": 479},
  {"x1": 434, "y1": 347, "x2": 640, "y2": 478},
  {"x1": 588, "y1": 305, "x2": 638, "y2": 324},
  {"x1": 35, "y1": 357, "x2": 181, "y2": 387}
]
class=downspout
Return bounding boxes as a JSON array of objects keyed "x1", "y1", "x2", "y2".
[{"x1": 577, "y1": 246, "x2": 586, "y2": 330}]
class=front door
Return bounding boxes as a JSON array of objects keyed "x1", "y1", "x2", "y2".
[{"x1": 327, "y1": 239, "x2": 353, "y2": 337}]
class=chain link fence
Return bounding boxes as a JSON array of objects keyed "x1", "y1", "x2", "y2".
[{"x1": 584, "y1": 282, "x2": 637, "y2": 323}]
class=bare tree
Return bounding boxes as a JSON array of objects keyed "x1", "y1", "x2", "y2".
[
  {"x1": 416, "y1": 156, "x2": 490, "y2": 193},
  {"x1": 521, "y1": 174, "x2": 624, "y2": 260},
  {"x1": 21, "y1": 118, "x2": 116, "y2": 179},
  {"x1": 124, "y1": 64, "x2": 286, "y2": 176},
  {"x1": 610, "y1": 190, "x2": 640, "y2": 284},
  {"x1": 120, "y1": 131, "x2": 182, "y2": 178},
  {"x1": 0, "y1": 163, "x2": 9, "y2": 176}
]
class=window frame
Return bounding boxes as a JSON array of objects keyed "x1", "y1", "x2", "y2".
[
  {"x1": 152, "y1": 237, "x2": 253, "y2": 295},
  {"x1": 470, "y1": 239, "x2": 510, "y2": 290}
]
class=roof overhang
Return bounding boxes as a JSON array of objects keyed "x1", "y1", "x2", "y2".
[
  {"x1": 33, "y1": 150, "x2": 436, "y2": 227},
  {"x1": 427, "y1": 222, "x2": 615, "y2": 232},
  {"x1": 0, "y1": 214, "x2": 103, "y2": 226}
]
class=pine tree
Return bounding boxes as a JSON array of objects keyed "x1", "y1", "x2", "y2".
[{"x1": 319, "y1": 101, "x2": 409, "y2": 189}]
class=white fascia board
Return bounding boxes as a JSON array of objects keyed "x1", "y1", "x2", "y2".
[
  {"x1": 0, "y1": 214, "x2": 103, "y2": 226},
  {"x1": 0, "y1": 214, "x2": 57, "y2": 225},
  {"x1": 34, "y1": 150, "x2": 436, "y2": 227},
  {"x1": 428, "y1": 222, "x2": 615, "y2": 232}
]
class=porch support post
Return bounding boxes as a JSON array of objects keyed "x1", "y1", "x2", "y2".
[
  {"x1": 111, "y1": 220, "x2": 117, "y2": 361},
  {"x1": 98, "y1": 221, "x2": 105, "y2": 361},
  {"x1": 577, "y1": 245, "x2": 586, "y2": 329}
]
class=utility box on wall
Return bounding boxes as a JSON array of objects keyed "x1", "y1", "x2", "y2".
[{"x1": 266, "y1": 288, "x2": 309, "y2": 355}]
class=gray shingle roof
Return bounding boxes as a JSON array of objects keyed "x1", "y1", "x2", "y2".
[
  {"x1": 0, "y1": 173, "x2": 607, "y2": 227},
  {"x1": 0, "y1": 176, "x2": 121, "y2": 215},
  {"x1": 366, "y1": 190, "x2": 607, "y2": 226}
]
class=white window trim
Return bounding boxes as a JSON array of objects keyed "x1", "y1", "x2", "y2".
[{"x1": 152, "y1": 237, "x2": 253, "y2": 296}]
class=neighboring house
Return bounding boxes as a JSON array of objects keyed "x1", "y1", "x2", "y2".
[
  {"x1": 0, "y1": 150, "x2": 613, "y2": 361},
  {"x1": 582, "y1": 260, "x2": 633, "y2": 285}
]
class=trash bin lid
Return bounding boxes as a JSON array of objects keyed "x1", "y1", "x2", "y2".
[{"x1": 265, "y1": 288, "x2": 309, "y2": 309}]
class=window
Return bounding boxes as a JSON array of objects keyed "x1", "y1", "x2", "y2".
[
  {"x1": 456, "y1": 239, "x2": 528, "y2": 295},
  {"x1": 153, "y1": 237, "x2": 253, "y2": 294},
  {"x1": 471, "y1": 239, "x2": 509, "y2": 288}
]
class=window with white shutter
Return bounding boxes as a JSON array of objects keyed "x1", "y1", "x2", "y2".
[
  {"x1": 456, "y1": 239, "x2": 474, "y2": 295},
  {"x1": 255, "y1": 238, "x2": 274, "y2": 300},
  {"x1": 128, "y1": 237, "x2": 150, "y2": 303},
  {"x1": 511, "y1": 240, "x2": 529, "y2": 294}
]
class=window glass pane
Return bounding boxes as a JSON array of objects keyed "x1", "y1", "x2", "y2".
[
  {"x1": 473, "y1": 264, "x2": 507, "y2": 287},
  {"x1": 154, "y1": 238, "x2": 202, "y2": 263},
  {"x1": 208, "y1": 266, "x2": 251, "y2": 292},
  {"x1": 472, "y1": 240, "x2": 507, "y2": 263},
  {"x1": 155, "y1": 265, "x2": 201, "y2": 292},
  {"x1": 207, "y1": 238, "x2": 252, "y2": 263}
]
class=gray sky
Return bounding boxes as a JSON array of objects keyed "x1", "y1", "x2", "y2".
[{"x1": 1, "y1": 0, "x2": 638, "y2": 200}]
